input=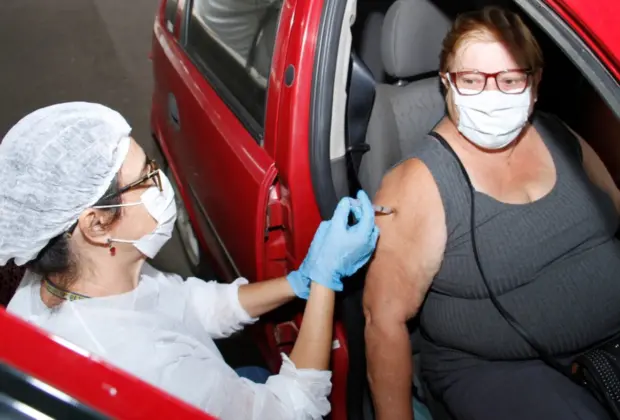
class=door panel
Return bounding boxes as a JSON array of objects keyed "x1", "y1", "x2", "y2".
[
  {"x1": 165, "y1": 39, "x2": 277, "y2": 283},
  {"x1": 167, "y1": 93, "x2": 181, "y2": 131},
  {"x1": 151, "y1": 23, "x2": 184, "y2": 167},
  {"x1": 153, "y1": 13, "x2": 249, "y2": 281}
]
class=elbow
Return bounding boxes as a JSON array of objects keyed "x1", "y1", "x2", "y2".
[
  {"x1": 362, "y1": 269, "x2": 426, "y2": 351},
  {"x1": 363, "y1": 301, "x2": 417, "y2": 345},
  {"x1": 362, "y1": 285, "x2": 423, "y2": 334},
  {"x1": 363, "y1": 301, "x2": 417, "y2": 384}
]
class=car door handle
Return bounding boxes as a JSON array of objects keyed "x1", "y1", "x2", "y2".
[
  {"x1": 168, "y1": 93, "x2": 180, "y2": 130},
  {"x1": 170, "y1": 112, "x2": 180, "y2": 126}
]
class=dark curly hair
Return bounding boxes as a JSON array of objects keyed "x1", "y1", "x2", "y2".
[{"x1": 27, "y1": 176, "x2": 123, "y2": 292}]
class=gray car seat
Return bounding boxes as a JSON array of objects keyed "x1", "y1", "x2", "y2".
[
  {"x1": 359, "y1": 11, "x2": 386, "y2": 82},
  {"x1": 359, "y1": 0, "x2": 451, "y2": 198}
]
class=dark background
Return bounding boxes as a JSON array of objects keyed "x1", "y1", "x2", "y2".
[{"x1": 0, "y1": 0, "x2": 192, "y2": 276}]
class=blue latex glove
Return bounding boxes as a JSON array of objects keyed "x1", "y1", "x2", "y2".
[
  {"x1": 310, "y1": 190, "x2": 380, "y2": 284},
  {"x1": 287, "y1": 221, "x2": 330, "y2": 299},
  {"x1": 287, "y1": 190, "x2": 379, "y2": 298}
]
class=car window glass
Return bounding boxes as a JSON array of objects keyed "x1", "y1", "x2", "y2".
[
  {"x1": 165, "y1": 0, "x2": 178, "y2": 33},
  {"x1": 185, "y1": 0, "x2": 283, "y2": 137}
]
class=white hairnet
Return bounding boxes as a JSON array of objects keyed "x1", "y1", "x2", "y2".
[{"x1": 0, "y1": 102, "x2": 131, "y2": 266}]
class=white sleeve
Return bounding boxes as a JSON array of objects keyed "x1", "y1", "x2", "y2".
[
  {"x1": 155, "y1": 350, "x2": 332, "y2": 420},
  {"x1": 183, "y1": 276, "x2": 258, "y2": 338}
]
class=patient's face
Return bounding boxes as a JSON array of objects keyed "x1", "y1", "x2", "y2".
[{"x1": 443, "y1": 34, "x2": 539, "y2": 124}]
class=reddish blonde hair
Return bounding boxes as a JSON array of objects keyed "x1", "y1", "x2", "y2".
[{"x1": 439, "y1": 6, "x2": 544, "y2": 73}]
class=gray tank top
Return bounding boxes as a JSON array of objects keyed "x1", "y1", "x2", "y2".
[{"x1": 408, "y1": 112, "x2": 620, "y2": 394}]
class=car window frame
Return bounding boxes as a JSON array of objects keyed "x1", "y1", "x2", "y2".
[
  {"x1": 179, "y1": 0, "x2": 283, "y2": 144},
  {"x1": 164, "y1": 0, "x2": 179, "y2": 33},
  {"x1": 515, "y1": 0, "x2": 620, "y2": 118},
  {"x1": 0, "y1": 362, "x2": 107, "y2": 420}
]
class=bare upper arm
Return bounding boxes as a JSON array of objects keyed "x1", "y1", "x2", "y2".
[
  {"x1": 363, "y1": 159, "x2": 447, "y2": 326},
  {"x1": 565, "y1": 123, "x2": 620, "y2": 213}
]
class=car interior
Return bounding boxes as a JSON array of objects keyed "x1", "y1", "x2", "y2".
[
  {"x1": 339, "y1": 0, "x2": 620, "y2": 418},
  {"x1": 1, "y1": 0, "x2": 618, "y2": 419},
  {"x1": 343, "y1": 0, "x2": 619, "y2": 200}
]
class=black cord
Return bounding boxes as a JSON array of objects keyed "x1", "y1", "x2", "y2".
[{"x1": 429, "y1": 132, "x2": 570, "y2": 375}]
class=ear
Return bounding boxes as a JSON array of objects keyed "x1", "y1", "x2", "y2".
[
  {"x1": 77, "y1": 209, "x2": 115, "y2": 245},
  {"x1": 440, "y1": 72, "x2": 450, "y2": 89}
]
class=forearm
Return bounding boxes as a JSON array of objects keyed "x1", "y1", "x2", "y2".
[
  {"x1": 289, "y1": 282, "x2": 335, "y2": 370},
  {"x1": 366, "y1": 321, "x2": 414, "y2": 420},
  {"x1": 237, "y1": 277, "x2": 296, "y2": 318}
]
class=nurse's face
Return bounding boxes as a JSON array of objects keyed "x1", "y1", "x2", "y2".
[
  {"x1": 109, "y1": 139, "x2": 160, "y2": 251},
  {"x1": 76, "y1": 138, "x2": 161, "y2": 261}
]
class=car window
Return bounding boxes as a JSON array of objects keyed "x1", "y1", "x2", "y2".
[
  {"x1": 183, "y1": 0, "x2": 283, "y2": 139},
  {"x1": 0, "y1": 362, "x2": 106, "y2": 420},
  {"x1": 164, "y1": 0, "x2": 178, "y2": 33}
]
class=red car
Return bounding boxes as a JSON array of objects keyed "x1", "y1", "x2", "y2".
[{"x1": 2, "y1": 0, "x2": 619, "y2": 418}]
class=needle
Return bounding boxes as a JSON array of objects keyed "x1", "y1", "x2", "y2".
[
  {"x1": 371, "y1": 204, "x2": 395, "y2": 215},
  {"x1": 351, "y1": 199, "x2": 395, "y2": 215}
]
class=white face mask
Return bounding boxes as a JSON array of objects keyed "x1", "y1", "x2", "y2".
[
  {"x1": 94, "y1": 170, "x2": 177, "y2": 259},
  {"x1": 451, "y1": 82, "x2": 532, "y2": 150}
]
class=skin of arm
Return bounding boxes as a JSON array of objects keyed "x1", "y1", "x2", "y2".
[
  {"x1": 289, "y1": 281, "x2": 336, "y2": 370},
  {"x1": 567, "y1": 125, "x2": 620, "y2": 214},
  {"x1": 237, "y1": 267, "x2": 337, "y2": 370},
  {"x1": 238, "y1": 277, "x2": 296, "y2": 318},
  {"x1": 364, "y1": 159, "x2": 447, "y2": 420}
]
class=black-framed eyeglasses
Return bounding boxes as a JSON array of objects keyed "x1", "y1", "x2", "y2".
[
  {"x1": 102, "y1": 157, "x2": 162, "y2": 200},
  {"x1": 448, "y1": 69, "x2": 533, "y2": 96}
]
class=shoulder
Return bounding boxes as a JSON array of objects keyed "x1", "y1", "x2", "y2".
[
  {"x1": 373, "y1": 157, "x2": 447, "y2": 260},
  {"x1": 5, "y1": 269, "x2": 40, "y2": 314},
  {"x1": 533, "y1": 111, "x2": 583, "y2": 161},
  {"x1": 379, "y1": 157, "x2": 442, "y2": 212},
  {"x1": 141, "y1": 262, "x2": 184, "y2": 286},
  {"x1": 532, "y1": 111, "x2": 569, "y2": 135},
  {"x1": 379, "y1": 133, "x2": 470, "y2": 234}
]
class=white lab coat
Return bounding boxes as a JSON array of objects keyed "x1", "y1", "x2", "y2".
[{"x1": 7, "y1": 264, "x2": 332, "y2": 419}]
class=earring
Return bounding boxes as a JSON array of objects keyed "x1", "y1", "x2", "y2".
[{"x1": 107, "y1": 239, "x2": 116, "y2": 257}]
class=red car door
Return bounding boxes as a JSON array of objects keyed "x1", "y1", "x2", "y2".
[
  {"x1": 0, "y1": 309, "x2": 215, "y2": 420},
  {"x1": 155, "y1": 0, "x2": 286, "y2": 283},
  {"x1": 544, "y1": 0, "x2": 620, "y2": 80}
]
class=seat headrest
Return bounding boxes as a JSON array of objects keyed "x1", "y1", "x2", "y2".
[{"x1": 381, "y1": 0, "x2": 452, "y2": 79}]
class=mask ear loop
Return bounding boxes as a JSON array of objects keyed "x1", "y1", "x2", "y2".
[
  {"x1": 95, "y1": 201, "x2": 145, "y2": 257},
  {"x1": 98, "y1": 184, "x2": 170, "y2": 257}
]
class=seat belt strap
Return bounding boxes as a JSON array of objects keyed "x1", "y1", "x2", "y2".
[{"x1": 345, "y1": 54, "x2": 376, "y2": 193}]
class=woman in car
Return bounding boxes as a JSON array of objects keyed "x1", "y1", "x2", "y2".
[
  {"x1": 0, "y1": 102, "x2": 379, "y2": 420},
  {"x1": 364, "y1": 6, "x2": 620, "y2": 420}
]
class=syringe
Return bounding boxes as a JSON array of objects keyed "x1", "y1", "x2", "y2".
[
  {"x1": 371, "y1": 204, "x2": 395, "y2": 215},
  {"x1": 351, "y1": 199, "x2": 395, "y2": 215}
]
